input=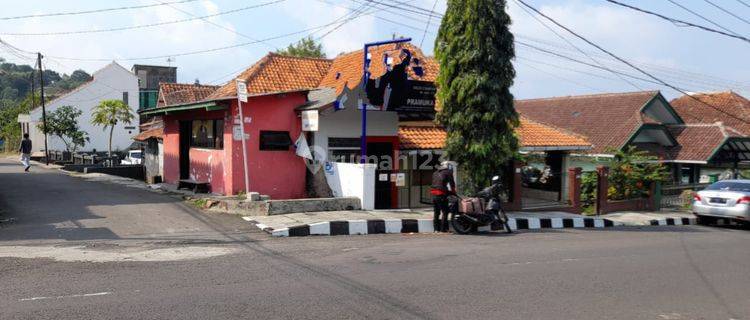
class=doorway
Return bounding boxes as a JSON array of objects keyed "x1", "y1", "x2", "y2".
[
  {"x1": 367, "y1": 141, "x2": 394, "y2": 209},
  {"x1": 179, "y1": 121, "x2": 191, "y2": 180}
]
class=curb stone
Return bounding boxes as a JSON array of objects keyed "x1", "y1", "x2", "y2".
[
  {"x1": 243, "y1": 216, "x2": 623, "y2": 237},
  {"x1": 648, "y1": 217, "x2": 698, "y2": 226}
]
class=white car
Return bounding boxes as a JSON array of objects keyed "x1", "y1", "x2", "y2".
[
  {"x1": 120, "y1": 150, "x2": 143, "y2": 165},
  {"x1": 693, "y1": 180, "x2": 750, "y2": 225}
]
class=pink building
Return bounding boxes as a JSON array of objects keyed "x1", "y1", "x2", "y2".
[{"x1": 140, "y1": 54, "x2": 332, "y2": 199}]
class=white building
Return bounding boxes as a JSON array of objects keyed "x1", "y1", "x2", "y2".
[{"x1": 18, "y1": 61, "x2": 139, "y2": 154}]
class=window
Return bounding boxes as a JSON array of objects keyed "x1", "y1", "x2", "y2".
[
  {"x1": 259, "y1": 131, "x2": 292, "y2": 151},
  {"x1": 190, "y1": 119, "x2": 224, "y2": 149},
  {"x1": 328, "y1": 137, "x2": 360, "y2": 162},
  {"x1": 122, "y1": 92, "x2": 129, "y2": 105}
]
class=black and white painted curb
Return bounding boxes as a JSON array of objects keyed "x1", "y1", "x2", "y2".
[
  {"x1": 243, "y1": 216, "x2": 624, "y2": 237},
  {"x1": 648, "y1": 217, "x2": 698, "y2": 226}
]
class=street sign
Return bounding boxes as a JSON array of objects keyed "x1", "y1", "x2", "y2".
[
  {"x1": 301, "y1": 110, "x2": 319, "y2": 131},
  {"x1": 236, "y1": 79, "x2": 248, "y2": 103}
]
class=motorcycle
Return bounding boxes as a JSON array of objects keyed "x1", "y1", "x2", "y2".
[{"x1": 450, "y1": 175, "x2": 513, "y2": 235}]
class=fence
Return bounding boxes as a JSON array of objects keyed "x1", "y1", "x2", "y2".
[{"x1": 660, "y1": 183, "x2": 707, "y2": 209}]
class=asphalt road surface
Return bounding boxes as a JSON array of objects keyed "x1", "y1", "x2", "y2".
[{"x1": 1, "y1": 159, "x2": 749, "y2": 320}]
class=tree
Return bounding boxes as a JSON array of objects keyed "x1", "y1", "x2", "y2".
[
  {"x1": 276, "y1": 37, "x2": 326, "y2": 58},
  {"x1": 0, "y1": 92, "x2": 35, "y2": 153},
  {"x1": 435, "y1": 0, "x2": 519, "y2": 192},
  {"x1": 37, "y1": 105, "x2": 89, "y2": 153},
  {"x1": 91, "y1": 99, "x2": 134, "y2": 157}
]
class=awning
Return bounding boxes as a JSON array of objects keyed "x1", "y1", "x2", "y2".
[
  {"x1": 296, "y1": 88, "x2": 337, "y2": 112},
  {"x1": 139, "y1": 101, "x2": 226, "y2": 116}
]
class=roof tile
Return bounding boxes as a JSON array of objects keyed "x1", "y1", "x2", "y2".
[
  {"x1": 514, "y1": 91, "x2": 660, "y2": 154},
  {"x1": 399, "y1": 117, "x2": 591, "y2": 150},
  {"x1": 158, "y1": 83, "x2": 220, "y2": 107},
  {"x1": 206, "y1": 53, "x2": 332, "y2": 100}
]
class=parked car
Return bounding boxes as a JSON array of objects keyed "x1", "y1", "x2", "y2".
[
  {"x1": 120, "y1": 150, "x2": 143, "y2": 165},
  {"x1": 692, "y1": 180, "x2": 750, "y2": 225}
]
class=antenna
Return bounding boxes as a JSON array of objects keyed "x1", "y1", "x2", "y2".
[{"x1": 166, "y1": 56, "x2": 175, "y2": 66}]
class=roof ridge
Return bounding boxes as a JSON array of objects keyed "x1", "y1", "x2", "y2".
[
  {"x1": 517, "y1": 90, "x2": 659, "y2": 102},
  {"x1": 267, "y1": 52, "x2": 333, "y2": 62}
]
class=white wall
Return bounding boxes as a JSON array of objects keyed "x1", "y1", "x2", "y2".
[
  {"x1": 312, "y1": 98, "x2": 399, "y2": 156},
  {"x1": 24, "y1": 62, "x2": 139, "y2": 153},
  {"x1": 324, "y1": 162, "x2": 376, "y2": 210}
]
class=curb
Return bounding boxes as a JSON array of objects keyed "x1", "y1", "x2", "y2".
[
  {"x1": 243, "y1": 216, "x2": 623, "y2": 237},
  {"x1": 648, "y1": 217, "x2": 698, "y2": 226}
]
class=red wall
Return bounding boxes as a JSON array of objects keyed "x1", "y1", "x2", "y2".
[
  {"x1": 229, "y1": 93, "x2": 307, "y2": 199},
  {"x1": 161, "y1": 92, "x2": 307, "y2": 200},
  {"x1": 163, "y1": 109, "x2": 231, "y2": 195}
]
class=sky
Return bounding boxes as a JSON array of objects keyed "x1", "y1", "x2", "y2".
[{"x1": 0, "y1": 0, "x2": 748, "y2": 100}]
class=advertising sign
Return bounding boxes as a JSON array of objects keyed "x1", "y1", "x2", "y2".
[
  {"x1": 236, "y1": 79, "x2": 248, "y2": 103},
  {"x1": 360, "y1": 49, "x2": 436, "y2": 120}
]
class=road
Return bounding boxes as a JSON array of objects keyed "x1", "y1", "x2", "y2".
[{"x1": 1, "y1": 159, "x2": 749, "y2": 320}]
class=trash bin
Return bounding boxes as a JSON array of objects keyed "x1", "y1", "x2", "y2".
[{"x1": 708, "y1": 174, "x2": 719, "y2": 183}]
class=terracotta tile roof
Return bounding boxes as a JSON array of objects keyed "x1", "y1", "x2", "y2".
[
  {"x1": 516, "y1": 117, "x2": 591, "y2": 148},
  {"x1": 666, "y1": 123, "x2": 745, "y2": 162},
  {"x1": 318, "y1": 43, "x2": 439, "y2": 96},
  {"x1": 670, "y1": 91, "x2": 750, "y2": 135},
  {"x1": 205, "y1": 53, "x2": 332, "y2": 100},
  {"x1": 514, "y1": 91, "x2": 660, "y2": 154},
  {"x1": 399, "y1": 125, "x2": 447, "y2": 150},
  {"x1": 158, "y1": 83, "x2": 220, "y2": 107},
  {"x1": 133, "y1": 127, "x2": 163, "y2": 141},
  {"x1": 399, "y1": 117, "x2": 591, "y2": 150}
]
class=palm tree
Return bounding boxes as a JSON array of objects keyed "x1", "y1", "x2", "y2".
[{"x1": 91, "y1": 99, "x2": 134, "y2": 157}]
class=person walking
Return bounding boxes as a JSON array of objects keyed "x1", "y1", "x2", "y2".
[
  {"x1": 431, "y1": 162, "x2": 456, "y2": 232},
  {"x1": 19, "y1": 133, "x2": 32, "y2": 172}
]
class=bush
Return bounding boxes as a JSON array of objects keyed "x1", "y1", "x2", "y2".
[
  {"x1": 606, "y1": 146, "x2": 668, "y2": 201},
  {"x1": 680, "y1": 189, "x2": 695, "y2": 210}
]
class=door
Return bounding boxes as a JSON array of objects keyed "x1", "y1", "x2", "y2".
[
  {"x1": 179, "y1": 121, "x2": 191, "y2": 180},
  {"x1": 367, "y1": 142, "x2": 394, "y2": 209}
]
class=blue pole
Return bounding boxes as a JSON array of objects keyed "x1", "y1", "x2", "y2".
[{"x1": 360, "y1": 38, "x2": 411, "y2": 164}]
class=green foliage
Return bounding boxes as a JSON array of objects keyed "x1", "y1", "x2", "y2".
[
  {"x1": 91, "y1": 99, "x2": 134, "y2": 157},
  {"x1": 0, "y1": 93, "x2": 36, "y2": 152},
  {"x1": 435, "y1": 0, "x2": 519, "y2": 192},
  {"x1": 606, "y1": 146, "x2": 668, "y2": 200},
  {"x1": 276, "y1": 37, "x2": 326, "y2": 58},
  {"x1": 0, "y1": 57, "x2": 91, "y2": 107},
  {"x1": 580, "y1": 171, "x2": 598, "y2": 209},
  {"x1": 37, "y1": 105, "x2": 89, "y2": 153}
]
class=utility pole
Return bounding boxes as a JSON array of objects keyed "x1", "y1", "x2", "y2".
[{"x1": 37, "y1": 52, "x2": 49, "y2": 165}]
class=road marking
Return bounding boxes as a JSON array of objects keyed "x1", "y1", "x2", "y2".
[{"x1": 19, "y1": 291, "x2": 112, "y2": 302}]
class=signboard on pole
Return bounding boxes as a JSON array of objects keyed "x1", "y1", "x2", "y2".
[
  {"x1": 301, "y1": 110, "x2": 319, "y2": 132},
  {"x1": 236, "y1": 79, "x2": 248, "y2": 103}
]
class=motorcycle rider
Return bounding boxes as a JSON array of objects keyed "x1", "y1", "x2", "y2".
[{"x1": 431, "y1": 162, "x2": 456, "y2": 232}]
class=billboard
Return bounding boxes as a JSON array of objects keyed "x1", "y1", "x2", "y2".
[{"x1": 361, "y1": 48, "x2": 436, "y2": 120}]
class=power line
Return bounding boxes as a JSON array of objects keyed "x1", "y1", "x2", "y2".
[
  {"x1": 516, "y1": 59, "x2": 607, "y2": 92},
  {"x1": 0, "y1": 0, "x2": 286, "y2": 36},
  {"x1": 665, "y1": 0, "x2": 743, "y2": 37},
  {"x1": 510, "y1": 0, "x2": 642, "y2": 90},
  {"x1": 155, "y1": 0, "x2": 279, "y2": 50},
  {"x1": 737, "y1": 0, "x2": 750, "y2": 9},
  {"x1": 363, "y1": 0, "x2": 442, "y2": 19},
  {"x1": 603, "y1": 0, "x2": 750, "y2": 44},
  {"x1": 703, "y1": 0, "x2": 750, "y2": 26},
  {"x1": 0, "y1": 0, "x2": 199, "y2": 21},
  {"x1": 2, "y1": 14, "x2": 366, "y2": 63},
  {"x1": 519, "y1": 0, "x2": 750, "y2": 125},
  {"x1": 419, "y1": 0, "x2": 440, "y2": 48},
  {"x1": 516, "y1": 35, "x2": 750, "y2": 91},
  {"x1": 379, "y1": 0, "x2": 444, "y2": 18},
  {"x1": 315, "y1": 1, "x2": 373, "y2": 41}
]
